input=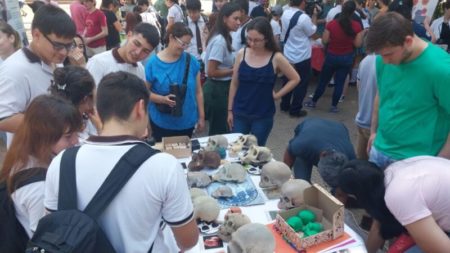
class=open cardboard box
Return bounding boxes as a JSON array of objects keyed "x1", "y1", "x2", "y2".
[
  {"x1": 162, "y1": 136, "x2": 191, "y2": 158},
  {"x1": 274, "y1": 184, "x2": 344, "y2": 251}
]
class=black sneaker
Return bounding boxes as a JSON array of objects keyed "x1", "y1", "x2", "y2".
[{"x1": 289, "y1": 110, "x2": 308, "y2": 117}]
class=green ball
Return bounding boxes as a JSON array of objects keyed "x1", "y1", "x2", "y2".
[
  {"x1": 287, "y1": 216, "x2": 303, "y2": 232},
  {"x1": 303, "y1": 228, "x2": 319, "y2": 237},
  {"x1": 305, "y1": 222, "x2": 324, "y2": 232},
  {"x1": 298, "y1": 210, "x2": 316, "y2": 224}
]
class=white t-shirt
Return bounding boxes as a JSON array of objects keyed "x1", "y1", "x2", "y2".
[
  {"x1": 204, "y1": 34, "x2": 235, "y2": 81},
  {"x1": 231, "y1": 18, "x2": 252, "y2": 52},
  {"x1": 0, "y1": 48, "x2": 54, "y2": 147},
  {"x1": 44, "y1": 137, "x2": 194, "y2": 253},
  {"x1": 271, "y1": 19, "x2": 281, "y2": 38},
  {"x1": 86, "y1": 48, "x2": 145, "y2": 86},
  {"x1": 281, "y1": 7, "x2": 316, "y2": 63},
  {"x1": 384, "y1": 156, "x2": 450, "y2": 232},
  {"x1": 326, "y1": 5, "x2": 342, "y2": 22},
  {"x1": 167, "y1": 4, "x2": 184, "y2": 23},
  {"x1": 186, "y1": 15, "x2": 208, "y2": 60}
]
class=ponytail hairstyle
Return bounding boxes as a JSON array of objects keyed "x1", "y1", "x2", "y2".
[
  {"x1": 338, "y1": 1, "x2": 357, "y2": 37},
  {"x1": 207, "y1": 2, "x2": 241, "y2": 52}
]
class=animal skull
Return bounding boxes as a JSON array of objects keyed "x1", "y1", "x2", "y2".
[
  {"x1": 187, "y1": 172, "x2": 212, "y2": 188},
  {"x1": 259, "y1": 161, "x2": 292, "y2": 189},
  {"x1": 211, "y1": 186, "x2": 234, "y2": 198},
  {"x1": 278, "y1": 179, "x2": 311, "y2": 210},
  {"x1": 239, "y1": 145, "x2": 273, "y2": 166},
  {"x1": 212, "y1": 163, "x2": 246, "y2": 183},
  {"x1": 205, "y1": 135, "x2": 228, "y2": 152},
  {"x1": 227, "y1": 223, "x2": 276, "y2": 253},
  {"x1": 188, "y1": 150, "x2": 221, "y2": 171},
  {"x1": 230, "y1": 135, "x2": 258, "y2": 152},
  {"x1": 193, "y1": 196, "x2": 220, "y2": 222},
  {"x1": 218, "y1": 213, "x2": 251, "y2": 242}
]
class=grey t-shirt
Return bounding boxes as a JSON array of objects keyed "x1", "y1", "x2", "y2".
[
  {"x1": 355, "y1": 54, "x2": 377, "y2": 129},
  {"x1": 204, "y1": 34, "x2": 234, "y2": 81}
]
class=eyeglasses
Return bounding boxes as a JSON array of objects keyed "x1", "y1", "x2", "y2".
[
  {"x1": 174, "y1": 36, "x2": 191, "y2": 48},
  {"x1": 246, "y1": 36, "x2": 265, "y2": 44},
  {"x1": 43, "y1": 33, "x2": 76, "y2": 51}
]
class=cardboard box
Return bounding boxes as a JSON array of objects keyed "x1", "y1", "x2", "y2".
[
  {"x1": 162, "y1": 136, "x2": 192, "y2": 158},
  {"x1": 274, "y1": 184, "x2": 344, "y2": 250}
]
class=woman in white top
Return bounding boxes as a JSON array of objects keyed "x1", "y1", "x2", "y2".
[
  {"x1": 0, "y1": 95, "x2": 82, "y2": 241},
  {"x1": 165, "y1": 0, "x2": 184, "y2": 31},
  {"x1": 0, "y1": 21, "x2": 21, "y2": 64}
]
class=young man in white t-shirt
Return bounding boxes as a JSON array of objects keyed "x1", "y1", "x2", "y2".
[
  {"x1": 166, "y1": 0, "x2": 184, "y2": 31},
  {"x1": 44, "y1": 71, "x2": 199, "y2": 252}
]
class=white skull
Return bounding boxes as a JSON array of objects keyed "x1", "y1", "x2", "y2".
[
  {"x1": 190, "y1": 187, "x2": 207, "y2": 202},
  {"x1": 205, "y1": 135, "x2": 228, "y2": 152},
  {"x1": 193, "y1": 196, "x2": 220, "y2": 222},
  {"x1": 230, "y1": 135, "x2": 258, "y2": 152},
  {"x1": 218, "y1": 213, "x2": 251, "y2": 242},
  {"x1": 239, "y1": 145, "x2": 273, "y2": 166},
  {"x1": 187, "y1": 172, "x2": 212, "y2": 188},
  {"x1": 227, "y1": 223, "x2": 276, "y2": 253},
  {"x1": 259, "y1": 161, "x2": 292, "y2": 189},
  {"x1": 211, "y1": 186, "x2": 234, "y2": 198},
  {"x1": 278, "y1": 179, "x2": 311, "y2": 210},
  {"x1": 212, "y1": 163, "x2": 246, "y2": 183}
]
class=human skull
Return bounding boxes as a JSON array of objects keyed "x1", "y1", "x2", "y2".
[
  {"x1": 239, "y1": 145, "x2": 273, "y2": 166},
  {"x1": 190, "y1": 188, "x2": 207, "y2": 202},
  {"x1": 230, "y1": 135, "x2": 258, "y2": 152},
  {"x1": 211, "y1": 186, "x2": 234, "y2": 198},
  {"x1": 187, "y1": 172, "x2": 212, "y2": 188},
  {"x1": 278, "y1": 179, "x2": 311, "y2": 210},
  {"x1": 218, "y1": 213, "x2": 251, "y2": 242},
  {"x1": 205, "y1": 135, "x2": 228, "y2": 152},
  {"x1": 212, "y1": 163, "x2": 246, "y2": 183},
  {"x1": 188, "y1": 150, "x2": 221, "y2": 171},
  {"x1": 317, "y1": 150, "x2": 348, "y2": 188},
  {"x1": 193, "y1": 196, "x2": 220, "y2": 222},
  {"x1": 259, "y1": 161, "x2": 292, "y2": 189},
  {"x1": 227, "y1": 223, "x2": 276, "y2": 253}
]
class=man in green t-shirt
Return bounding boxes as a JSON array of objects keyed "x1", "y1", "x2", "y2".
[{"x1": 362, "y1": 12, "x2": 450, "y2": 253}]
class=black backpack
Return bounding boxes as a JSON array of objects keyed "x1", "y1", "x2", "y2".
[
  {"x1": 26, "y1": 143, "x2": 159, "y2": 253},
  {"x1": 0, "y1": 167, "x2": 46, "y2": 253}
]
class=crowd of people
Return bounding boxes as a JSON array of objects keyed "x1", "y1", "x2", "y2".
[{"x1": 0, "y1": 0, "x2": 449, "y2": 251}]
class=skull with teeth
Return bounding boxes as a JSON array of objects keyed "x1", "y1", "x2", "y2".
[
  {"x1": 187, "y1": 172, "x2": 212, "y2": 188},
  {"x1": 212, "y1": 163, "x2": 247, "y2": 183},
  {"x1": 205, "y1": 135, "x2": 228, "y2": 152},
  {"x1": 239, "y1": 145, "x2": 273, "y2": 166},
  {"x1": 211, "y1": 186, "x2": 234, "y2": 198},
  {"x1": 230, "y1": 135, "x2": 258, "y2": 152},
  {"x1": 278, "y1": 179, "x2": 311, "y2": 210},
  {"x1": 218, "y1": 213, "x2": 251, "y2": 242},
  {"x1": 259, "y1": 161, "x2": 292, "y2": 189},
  {"x1": 193, "y1": 196, "x2": 220, "y2": 222},
  {"x1": 188, "y1": 150, "x2": 221, "y2": 171},
  {"x1": 227, "y1": 223, "x2": 276, "y2": 253}
]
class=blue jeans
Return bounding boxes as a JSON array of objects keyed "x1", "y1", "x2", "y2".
[
  {"x1": 280, "y1": 58, "x2": 311, "y2": 113},
  {"x1": 312, "y1": 52, "x2": 354, "y2": 106},
  {"x1": 368, "y1": 146, "x2": 397, "y2": 170},
  {"x1": 232, "y1": 115, "x2": 274, "y2": 146}
]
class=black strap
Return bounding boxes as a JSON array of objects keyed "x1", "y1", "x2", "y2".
[
  {"x1": 11, "y1": 167, "x2": 47, "y2": 193},
  {"x1": 58, "y1": 143, "x2": 159, "y2": 219},
  {"x1": 284, "y1": 10, "x2": 303, "y2": 43},
  {"x1": 182, "y1": 53, "x2": 191, "y2": 85},
  {"x1": 58, "y1": 146, "x2": 81, "y2": 210}
]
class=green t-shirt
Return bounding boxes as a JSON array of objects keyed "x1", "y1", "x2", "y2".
[{"x1": 375, "y1": 43, "x2": 450, "y2": 160}]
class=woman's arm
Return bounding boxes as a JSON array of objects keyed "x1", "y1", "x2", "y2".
[
  {"x1": 195, "y1": 73, "x2": 205, "y2": 132},
  {"x1": 406, "y1": 216, "x2": 450, "y2": 252},
  {"x1": 113, "y1": 19, "x2": 122, "y2": 32},
  {"x1": 206, "y1": 60, "x2": 233, "y2": 78},
  {"x1": 366, "y1": 220, "x2": 385, "y2": 253},
  {"x1": 354, "y1": 29, "x2": 367, "y2": 48},
  {"x1": 322, "y1": 29, "x2": 330, "y2": 45},
  {"x1": 227, "y1": 49, "x2": 244, "y2": 130},
  {"x1": 273, "y1": 53, "x2": 299, "y2": 100}
]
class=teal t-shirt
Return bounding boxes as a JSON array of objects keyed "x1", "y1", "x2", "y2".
[{"x1": 375, "y1": 43, "x2": 450, "y2": 159}]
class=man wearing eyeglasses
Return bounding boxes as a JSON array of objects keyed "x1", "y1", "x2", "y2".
[
  {"x1": 87, "y1": 22, "x2": 160, "y2": 85},
  {"x1": 0, "y1": 5, "x2": 76, "y2": 147}
]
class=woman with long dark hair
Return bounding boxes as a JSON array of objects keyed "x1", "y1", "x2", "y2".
[
  {"x1": 146, "y1": 22, "x2": 204, "y2": 141},
  {"x1": 304, "y1": 0, "x2": 365, "y2": 113},
  {"x1": 203, "y1": 2, "x2": 240, "y2": 135},
  {"x1": 63, "y1": 34, "x2": 88, "y2": 67},
  {"x1": 227, "y1": 17, "x2": 299, "y2": 146},
  {"x1": 0, "y1": 95, "x2": 82, "y2": 239}
]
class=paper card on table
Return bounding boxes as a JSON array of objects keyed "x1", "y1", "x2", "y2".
[{"x1": 266, "y1": 223, "x2": 352, "y2": 253}]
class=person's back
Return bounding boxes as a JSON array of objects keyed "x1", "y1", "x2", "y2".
[{"x1": 44, "y1": 72, "x2": 198, "y2": 253}]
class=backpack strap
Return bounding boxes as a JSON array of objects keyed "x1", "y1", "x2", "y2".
[
  {"x1": 12, "y1": 167, "x2": 47, "y2": 193},
  {"x1": 83, "y1": 143, "x2": 159, "y2": 219},
  {"x1": 284, "y1": 10, "x2": 303, "y2": 43},
  {"x1": 58, "y1": 146, "x2": 82, "y2": 210}
]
